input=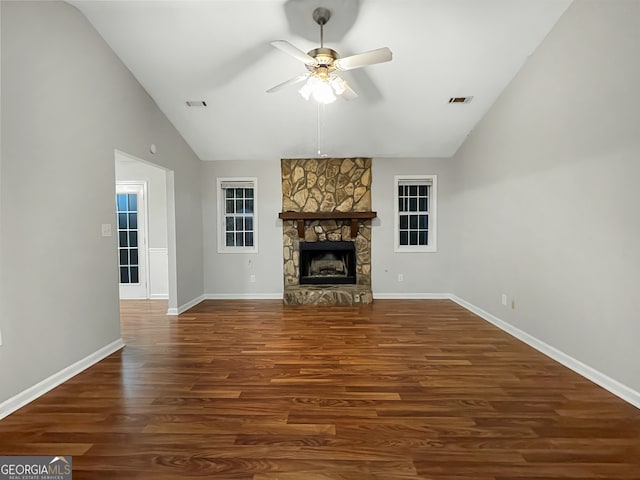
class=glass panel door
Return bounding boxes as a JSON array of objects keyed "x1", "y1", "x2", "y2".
[
  {"x1": 117, "y1": 192, "x2": 140, "y2": 284},
  {"x1": 116, "y1": 183, "x2": 147, "y2": 299}
]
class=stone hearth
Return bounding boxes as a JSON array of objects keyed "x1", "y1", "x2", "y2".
[{"x1": 281, "y1": 158, "x2": 373, "y2": 305}]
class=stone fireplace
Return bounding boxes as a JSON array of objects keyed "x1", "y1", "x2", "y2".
[{"x1": 280, "y1": 158, "x2": 375, "y2": 305}]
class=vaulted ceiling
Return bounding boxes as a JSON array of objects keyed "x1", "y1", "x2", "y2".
[{"x1": 69, "y1": 0, "x2": 572, "y2": 161}]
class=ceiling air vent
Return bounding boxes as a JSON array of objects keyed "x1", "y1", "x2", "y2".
[
  {"x1": 186, "y1": 100, "x2": 207, "y2": 107},
  {"x1": 448, "y1": 96, "x2": 473, "y2": 104}
]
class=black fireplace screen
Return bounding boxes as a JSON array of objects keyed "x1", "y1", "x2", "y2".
[{"x1": 299, "y1": 241, "x2": 356, "y2": 285}]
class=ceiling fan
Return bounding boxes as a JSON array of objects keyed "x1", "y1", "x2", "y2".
[{"x1": 266, "y1": 7, "x2": 392, "y2": 104}]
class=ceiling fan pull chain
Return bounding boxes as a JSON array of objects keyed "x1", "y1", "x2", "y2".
[{"x1": 317, "y1": 103, "x2": 322, "y2": 155}]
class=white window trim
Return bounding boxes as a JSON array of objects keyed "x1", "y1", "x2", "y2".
[
  {"x1": 394, "y1": 174, "x2": 437, "y2": 253},
  {"x1": 217, "y1": 177, "x2": 258, "y2": 254}
]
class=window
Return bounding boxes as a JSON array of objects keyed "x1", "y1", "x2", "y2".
[
  {"x1": 217, "y1": 178, "x2": 258, "y2": 253},
  {"x1": 394, "y1": 175, "x2": 437, "y2": 252}
]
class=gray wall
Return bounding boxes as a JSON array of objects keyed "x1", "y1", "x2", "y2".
[
  {"x1": 371, "y1": 157, "x2": 454, "y2": 295},
  {"x1": 202, "y1": 158, "x2": 454, "y2": 296},
  {"x1": 451, "y1": 0, "x2": 640, "y2": 391},
  {"x1": 202, "y1": 160, "x2": 283, "y2": 296},
  {"x1": 0, "y1": 1, "x2": 203, "y2": 404}
]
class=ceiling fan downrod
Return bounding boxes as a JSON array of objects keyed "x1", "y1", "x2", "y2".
[{"x1": 312, "y1": 7, "x2": 331, "y2": 48}]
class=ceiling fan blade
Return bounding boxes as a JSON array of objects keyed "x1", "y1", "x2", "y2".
[
  {"x1": 271, "y1": 40, "x2": 317, "y2": 66},
  {"x1": 341, "y1": 82, "x2": 358, "y2": 100},
  {"x1": 266, "y1": 73, "x2": 310, "y2": 93},
  {"x1": 334, "y1": 47, "x2": 392, "y2": 71}
]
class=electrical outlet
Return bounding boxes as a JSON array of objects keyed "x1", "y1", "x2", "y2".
[
  {"x1": 354, "y1": 294, "x2": 360, "y2": 303},
  {"x1": 0, "y1": 327, "x2": 3, "y2": 346},
  {"x1": 250, "y1": 275, "x2": 256, "y2": 283},
  {"x1": 101, "y1": 223, "x2": 112, "y2": 237},
  {"x1": 501, "y1": 294, "x2": 507, "y2": 306},
  {"x1": 398, "y1": 274, "x2": 404, "y2": 282}
]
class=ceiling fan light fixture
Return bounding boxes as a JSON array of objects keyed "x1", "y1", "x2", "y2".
[
  {"x1": 299, "y1": 75, "x2": 336, "y2": 104},
  {"x1": 329, "y1": 75, "x2": 347, "y2": 95},
  {"x1": 298, "y1": 82, "x2": 313, "y2": 101}
]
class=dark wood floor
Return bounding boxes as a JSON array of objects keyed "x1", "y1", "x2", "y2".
[{"x1": 1, "y1": 299, "x2": 638, "y2": 479}]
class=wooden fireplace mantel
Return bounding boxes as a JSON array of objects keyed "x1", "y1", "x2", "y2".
[{"x1": 278, "y1": 211, "x2": 377, "y2": 238}]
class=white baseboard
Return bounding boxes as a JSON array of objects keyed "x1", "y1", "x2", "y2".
[
  {"x1": 167, "y1": 294, "x2": 206, "y2": 315},
  {"x1": 204, "y1": 293, "x2": 450, "y2": 301},
  {"x1": 450, "y1": 295, "x2": 640, "y2": 409},
  {"x1": 373, "y1": 292, "x2": 451, "y2": 300},
  {"x1": 166, "y1": 294, "x2": 282, "y2": 315},
  {"x1": 149, "y1": 293, "x2": 169, "y2": 300},
  {"x1": 0, "y1": 338, "x2": 125, "y2": 420},
  {"x1": 204, "y1": 293, "x2": 283, "y2": 300}
]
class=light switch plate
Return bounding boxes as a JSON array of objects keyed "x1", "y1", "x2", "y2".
[{"x1": 101, "y1": 223, "x2": 112, "y2": 237}]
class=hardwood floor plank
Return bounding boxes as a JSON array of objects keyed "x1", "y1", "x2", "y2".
[{"x1": 0, "y1": 299, "x2": 638, "y2": 479}]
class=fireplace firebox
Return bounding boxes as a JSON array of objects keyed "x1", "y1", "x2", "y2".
[{"x1": 299, "y1": 241, "x2": 356, "y2": 285}]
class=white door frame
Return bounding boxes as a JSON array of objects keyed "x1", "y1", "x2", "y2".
[{"x1": 116, "y1": 181, "x2": 149, "y2": 299}]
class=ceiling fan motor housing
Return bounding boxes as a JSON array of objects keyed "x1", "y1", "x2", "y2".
[{"x1": 306, "y1": 47, "x2": 339, "y2": 71}]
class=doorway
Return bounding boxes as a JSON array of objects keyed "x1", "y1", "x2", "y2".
[{"x1": 115, "y1": 150, "x2": 175, "y2": 312}]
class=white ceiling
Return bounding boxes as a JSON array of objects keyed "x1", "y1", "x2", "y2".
[{"x1": 69, "y1": 0, "x2": 572, "y2": 161}]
